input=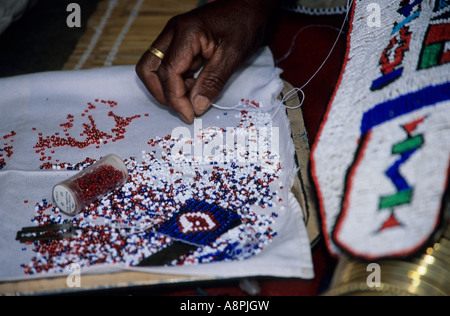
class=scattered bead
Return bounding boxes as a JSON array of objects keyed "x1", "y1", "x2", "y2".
[
  {"x1": 20, "y1": 103, "x2": 285, "y2": 275},
  {"x1": 33, "y1": 99, "x2": 140, "y2": 170},
  {"x1": 0, "y1": 131, "x2": 16, "y2": 169}
]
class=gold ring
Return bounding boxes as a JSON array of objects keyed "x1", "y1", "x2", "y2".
[{"x1": 148, "y1": 46, "x2": 165, "y2": 60}]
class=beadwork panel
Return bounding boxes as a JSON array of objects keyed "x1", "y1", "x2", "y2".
[
  {"x1": 0, "y1": 48, "x2": 314, "y2": 282},
  {"x1": 311, "y1": 0, "x2": 450, "y2": 260}
]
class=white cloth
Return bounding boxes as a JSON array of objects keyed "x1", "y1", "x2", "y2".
[{"x1": 0, "y1": 47, "x2": 314, "y2": 282}]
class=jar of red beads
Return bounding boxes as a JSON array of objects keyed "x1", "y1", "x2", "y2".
[{"x1": 52, "y1": 154, "x2": 128, "y2": 216}]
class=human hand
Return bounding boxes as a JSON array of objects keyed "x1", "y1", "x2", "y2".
[{"x1": 136, "y1": 0, "x2": 277, "y2": 123}]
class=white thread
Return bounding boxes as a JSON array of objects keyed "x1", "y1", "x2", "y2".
[
  {"x1": 104, "y1": 0, "x2": 145, "y2": 67},
  {"x1": 211, "y1": 87, "x2": 305, "y2": 124},
  {"x1": 74, "y1": 0, "x2": 118, "y2": 70},
  {"x1": 211, "y1": 0, "x2": 353, "y2": 120},
  {"x1": 271, "y1": 87, "x2": 305, "y2": 120},
  {"x1": 299, "y1": 0, "x2": 353, "y2": 91},
  {"x1": 211, "y1": 103, "x2": 250, "y2": 111}
]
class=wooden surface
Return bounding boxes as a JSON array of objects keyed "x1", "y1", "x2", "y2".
[
  {"x1": 282, "y1": 83, "x2": 320, "y2": 248},
  {"x1": 0, "y1": 271, "x2": 209, "y2": 296}
]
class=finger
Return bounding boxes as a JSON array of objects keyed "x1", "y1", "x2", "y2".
[
  {"x1": 184, "y1": 77, "x2": 196, "y2": 92},
  {"x1": 190, "y1": 48, "x2": 242, "y2": 116},
  {"x1": 157, "y1": 26, "x2": 207, "y2": 123},
  {"x1": 158, "y1": 62, "x2": 196, "y2": 123},
  {"x1": 135, "y1": 19, "x2": 176, "y2": 106},
  {"x1": 136, "y1": 51, "x2": 166, "y2": 105},
  {"x1": 182, "y1": 54, "x2": 204, "y2": 80}
]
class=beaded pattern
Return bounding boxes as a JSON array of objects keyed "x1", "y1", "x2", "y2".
[
  {"x1": 417, "y1": 0, "x2": 450, "y2": 70},
  {"x1": 156, "y1": 199, "x2": 241, "y2": 246},
  {"x1": 311, "y1": 0, "x2": 450, "y2": 260}
]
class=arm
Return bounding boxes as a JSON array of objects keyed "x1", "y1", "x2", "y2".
[{"x1": 136, "y1": 0, "x2": 279, "y2": 123}]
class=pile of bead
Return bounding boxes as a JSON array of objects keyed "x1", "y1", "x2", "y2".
[
  {"x1": 21, "y1": 109, "x2": 286, "y2": 275},
  {"x1": 52, "y1": 154, "x2": 129, "y2": 216}
]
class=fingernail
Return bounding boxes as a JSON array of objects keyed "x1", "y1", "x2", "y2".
[
  {"x1": 179, "y1": 112, "x2": 193, "y2": 124},
  {"x1": 193, "y1": 95, "x2": 211, "y2": 113}
]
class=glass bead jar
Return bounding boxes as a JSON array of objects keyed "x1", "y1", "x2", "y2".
[{"x1": 52, "y1": 154, "x2": 128, "y2": 216}]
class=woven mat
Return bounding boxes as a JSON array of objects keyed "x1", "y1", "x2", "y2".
[{"x1": 63, "y1": 0, "x2": 199, "y2": 70}]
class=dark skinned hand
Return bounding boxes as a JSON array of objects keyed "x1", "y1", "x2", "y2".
[{"x1": 136, "y1": 0, "x2": 278, "y2": 123}]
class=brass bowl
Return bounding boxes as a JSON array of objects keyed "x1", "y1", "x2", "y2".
[{"x1": 324, "y1": 219, "x2": 450, "y2": 296}]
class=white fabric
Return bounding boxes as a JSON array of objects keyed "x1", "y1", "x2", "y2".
[{"x1": 0, "y1": 47, "x2": 314, "y2": 281}]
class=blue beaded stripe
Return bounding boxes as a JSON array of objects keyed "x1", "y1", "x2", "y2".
[
  {"x1": 370, "y1": 68, "x2": 403, "y2": 91},
  {"x1": 156, "y1": 199, "x2": 241, "y2": 246},
  {"x1": 361, "y1": 82, "x2": 450, "y2": 135}
]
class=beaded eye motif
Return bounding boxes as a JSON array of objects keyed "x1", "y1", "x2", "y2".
[{"x1": 156, "y1": 199, "x2": 241, "y2": 246}]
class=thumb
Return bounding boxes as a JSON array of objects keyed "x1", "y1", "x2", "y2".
[{"x1": 190, "y1": 51, "x2": 241, "y2": 116}]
